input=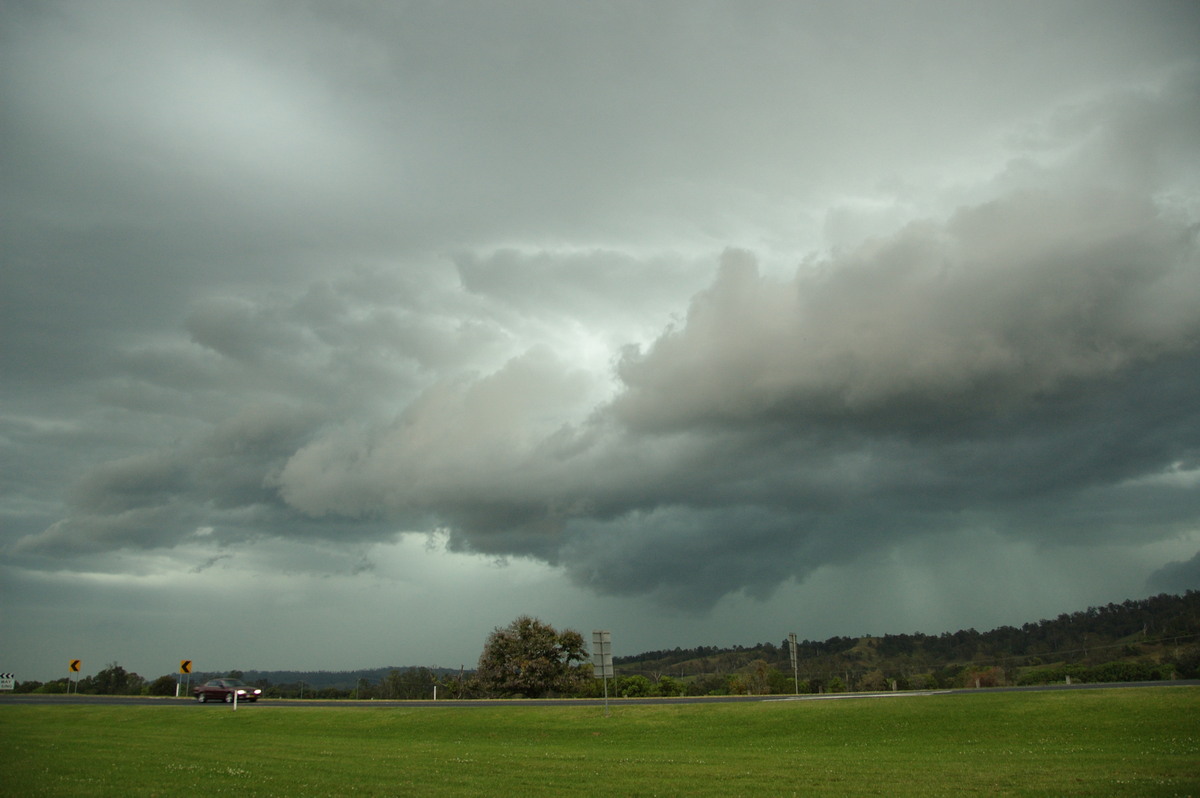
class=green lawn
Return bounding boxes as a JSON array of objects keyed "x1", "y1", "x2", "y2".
[{"x1": 2, "y1": 688, "x2": 1197, "y2": 797}]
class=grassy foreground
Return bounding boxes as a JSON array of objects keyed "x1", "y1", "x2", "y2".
[{"x1": 1, "y1": 688, "x2": 1197, "y2": 797}]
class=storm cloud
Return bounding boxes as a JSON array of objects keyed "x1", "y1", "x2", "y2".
[
  {"x1": 2, "y1": 0, "x2": 1199, "y2": 678},
  {"x1": 274, "y1": 84, "x2": 1200, "y2": 603}
]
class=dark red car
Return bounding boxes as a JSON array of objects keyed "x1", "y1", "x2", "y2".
[{"x1": 193, "y1": 678, "x2": 262, "y2": 703}]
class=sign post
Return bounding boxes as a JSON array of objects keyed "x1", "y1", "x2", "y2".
[
  {"x1": 68, "y1": 659, "x2": 81, "y2": 695},
  {"x1": 592, "y1": 630, "x2": 613, "y2": 717},
  {"x1": 789, "y1": 633, "x2": 798, "y2": 695},
  {"x1": 179, "y1": 660, "x2": 192, "y2": 698}
]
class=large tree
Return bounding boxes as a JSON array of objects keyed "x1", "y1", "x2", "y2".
[{"x1": 476, "y1": 616, "x2": 589, "y2": 698}]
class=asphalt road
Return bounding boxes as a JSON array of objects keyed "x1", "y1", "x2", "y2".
[{"x1": 2, "y1": 680, "x2": 1195, "y2": 708}]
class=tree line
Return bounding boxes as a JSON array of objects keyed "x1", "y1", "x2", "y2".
[
  {"x1": 11, "y1": 591, "x2": 1199, "y2": 698},
  {"x1": 616, "y1": 591, "x2": 1200, "y2": 694},
  {"x1": 9, "y1": 665, "x2": 454, "y2": 700}
]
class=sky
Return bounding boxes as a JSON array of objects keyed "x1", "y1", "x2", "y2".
[{"x1": 3, "y1": 1, "x2": 1200, "y2": 683}]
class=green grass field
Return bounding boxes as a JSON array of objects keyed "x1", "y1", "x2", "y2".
[{"x1": 2, "y1": 688, "x2": 1197, "y2": 797}]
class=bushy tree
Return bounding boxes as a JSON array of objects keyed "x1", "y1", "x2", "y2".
[
  {"x1": 655, "y1": 675, "x2": 684, "y2": 697},
  {"x1": 1173, "y1": 644, "x2": 1200, "y2": 678},
  {"x1": 436, "y1": 670, "x2": 471, "y2": 699},
  {"x1": 687, "y1": 673, "x2": 731, "y2": 695},
  {"x1": 617, "y1": 675, "x2": 651, "y2": 697},
  {"x1": 766, "y1": 667, "x2": 794, "y2": 695},
  {"x1": 380, "y1": 667, "x2": 438, "y2": 699},
  {"x1": 860, "y1": 669, "x2": 889, "y2": 692},
  {"x1": 34, "y1": 679, "x2": 68, "y2": 694},
  {"x1": 741, "y1": 659, "x2": 776, "y2": 695},
  {"x1": 476, "y1": 615, "x2": 588, "y2": 698},
  {"x1": 79, "y1": 662, "x2": 144, "y2": 695},
  {"x1": 147, "y1": 675, "x2": 179, "y2": 696},
  {"x1": 962, "y1": 666, "x2": 1005, "y2": 688}
]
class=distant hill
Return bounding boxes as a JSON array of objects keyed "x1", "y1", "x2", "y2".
[
  {"x1": 192, "y1": 591, "x2": 1200, "y2": 696},
  {"x1": 614, "y1": 590, "x2": 1200, "y2": 692}
]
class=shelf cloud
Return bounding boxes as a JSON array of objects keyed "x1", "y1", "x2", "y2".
[{"x1": 2, "y1": 0, "x2": 1198, "y2": 679}]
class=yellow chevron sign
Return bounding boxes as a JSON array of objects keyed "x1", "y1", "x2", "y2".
[
  {"x1": 180, "y1": 660, "x2": 192, "y2": 674},
  {"x1": 69, "y1": 659, "x2": 81, "y2": 672}
]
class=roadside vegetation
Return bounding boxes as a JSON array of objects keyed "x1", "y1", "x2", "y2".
[
  {"x1": 11, "y1": 591, "x2": 1199, "y2": 699},
  {"x1": 615, "y1": 590, "x2": 1200, "y2": 696},
  {"x1": 2, "y1": 688, "x2": 1197, "y2": 796}
]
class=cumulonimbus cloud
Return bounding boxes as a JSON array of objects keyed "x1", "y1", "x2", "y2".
[
  {"x1": 271, "y1": 123, "x2": 1200, "y2": 606},
  {"x1": 14, "y1": 71, "x2": 1200, "y2": 607}
]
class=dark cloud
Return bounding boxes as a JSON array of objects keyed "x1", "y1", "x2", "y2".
[
  {"x1": 19, "y1": 70, "x2": 1200, "y2": 608},
  {"x1": 270, "y1": 73, "x2": 1200, "y2": 607},
  {"x1": 3, "y1": 1, "x2": 1200, "y2": 678},
  {"x1": 273, "y1": 205, "x2": 1200, "y2": 609},
  {"x1": 1148, "y1": 551, "x2": 1200, "y2": 595}
]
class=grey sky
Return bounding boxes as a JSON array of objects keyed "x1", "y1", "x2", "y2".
[{"x1": 2, "y1": 1, "x2": 1199, "y2": 681}]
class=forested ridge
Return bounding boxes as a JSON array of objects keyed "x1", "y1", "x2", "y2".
[{"x1": 615, "y1": 590, "x2": 1200, "y2": 693}]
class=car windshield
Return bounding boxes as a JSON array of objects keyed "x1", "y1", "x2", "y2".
[{"x1": 222, "y1": 679, "x2": 247, "y2": 687}]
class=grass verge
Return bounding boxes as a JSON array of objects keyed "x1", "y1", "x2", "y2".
[{"x1": 2, "y1": 687, "x2": 1198, "y2": 796}]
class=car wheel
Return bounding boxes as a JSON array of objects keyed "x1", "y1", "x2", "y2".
[
  {"x1": 224, "y1": 693, "x2": 234, "y2": 703},
  {"x1": 197, "y1": 693, "x2": 207, "y2": 703}
]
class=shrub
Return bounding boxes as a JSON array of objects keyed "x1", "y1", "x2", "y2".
[
  {"x1": 146, "y1": 675, "x2": 179, "y2": 696},
  {"x1": 617, "y1": 675, "x2": 651, "y2": 697},
  {"x1": 655, "y1": 676, "x2": 684, "y2": 697}
]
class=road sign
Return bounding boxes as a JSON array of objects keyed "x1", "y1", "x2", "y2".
[
  {"x1": 592, "y1": 630, "x2": 613, "y2": 678},
  {"x1": 69, "y1": 659, "x2": 81, "y2": 673},
  {"x1": 592, "y1": 630, "x2": 613, "y2": 716},
  {"x1": 0, "y1": 673, "x2": 14, "y2": 691},
  {"x1": 180, "y1": 660, "x2": 192, "y2": 675}
]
